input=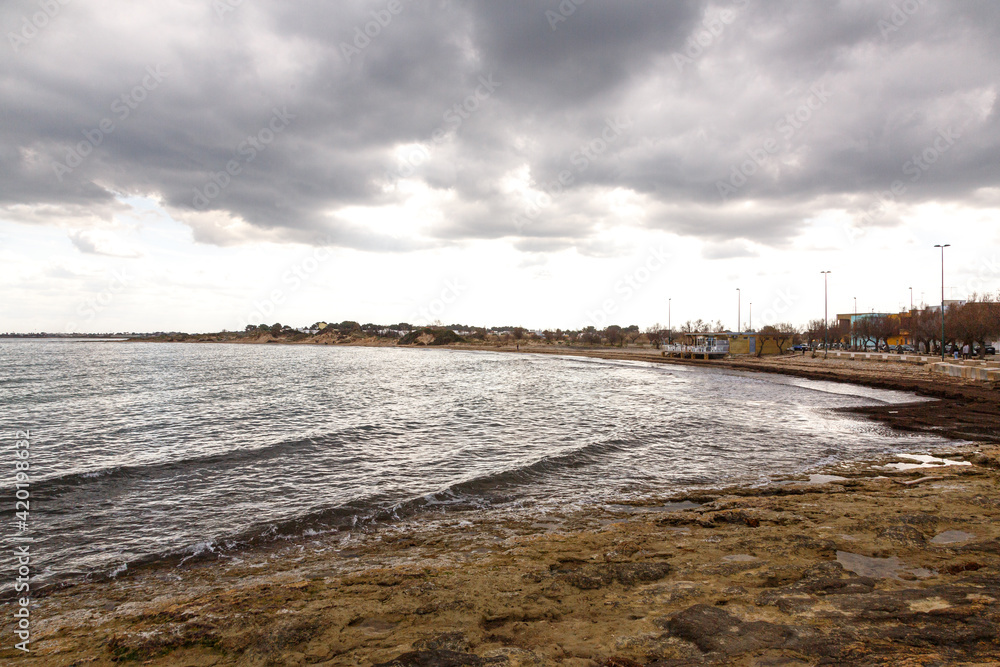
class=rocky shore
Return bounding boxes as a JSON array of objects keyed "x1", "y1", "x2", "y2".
[{"x1": 5, "y1": 353, "x2": 1000, "y2": 666}]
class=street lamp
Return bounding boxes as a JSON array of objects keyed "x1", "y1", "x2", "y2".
[
  {"x1": 749, "y1": 302, "x2": 752, "y2": 332},
  {"x1": 821, "y1": 271, "x2": 831, "y2": 358},
  {"x1": 852, "y1": 296, "x2": 857, "y2": 350},
  {"x1": 736, "y1": 288, "x2": 741, "y2": 333},
  {"x1": 909, "y1": 286, "x2": 913, "y2": 311},
  {"x1": 668, "y1": 298, "x2": 671, "y2": 345},
  {"x1": 934, "y1": 244, "x2": 950, "y2": 360}
]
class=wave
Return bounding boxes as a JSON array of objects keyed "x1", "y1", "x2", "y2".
[
  {"x1": 49, "y1": 434, "x2": 642, "y2": 585},
  {"x1": 4, "y1": 425, "x2": 387, "y2": 498}
]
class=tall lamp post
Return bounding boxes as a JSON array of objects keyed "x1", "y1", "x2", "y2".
[
  {"x1": 934, "y1": 244, "x2": 950, "y2": 359},
  {"x1": 668, "y1": 298, "x2": 671, "y2": 345},
  {"x1": 736, "y1": 288, "x2": 741, "y2": 334},
  {"x1": 853, "y1": 296, "x2": 857, "y2": 350},
  {"x1": 909, "y1": 287, "x2": 913, "y2": 311},
  {"x1": 749, "y1": 302, "x2": 752, "y2": 332},
  {"x1": 821, "y1": 271, "x2": 831, "y2": 358}
]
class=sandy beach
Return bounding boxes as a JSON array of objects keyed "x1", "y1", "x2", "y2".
[{"x1": 5, "y1": 351, "x2": 1000, "y2": 666}]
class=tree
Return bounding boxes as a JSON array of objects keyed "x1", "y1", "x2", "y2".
[
  {"x1": 511, "y1": 327, "x2": 525, "y2": 341},
  {"x1": 953, "y1": 293, "x2": 1000, "y2": 357},
  {"x1": 269, "y1": 323, "x2": 283, "y2": 335},
  {"x1": 852, "y1": 317, "x2": 876, "y2": 350},
  {"x1": 870, "y1": 315, "x2": 900, "y2": 350},
  {"x1": 775, "y1": 323, "x2": 798, "y2": 354},
  {"x1": 829, "y1": 319, "x2": 851, "y2": 348},
  {"x1": 806, "y1": 319, "x2": 825, "y2": 347},
  {"x1": 910, "y1": 307, "x2": 939, "y2": 354},
  {"x1": 756, "y1": 325, "x2": 778, "y2": 357},
  {"x1": 623, "y1": 325, "x2": 642, "y2": 346},
  {"x1": 681, "y1": 319, "x2": 707, "y2": 333},
  {"x1": 645, "y1": 324, "x2": 663, "y2": 349},
  {"x1": 604, "y1": 325, "x2": 623, "y2": 347},
  {"x1": 580, "y1": 326, "x2": 600, "y2": 345},
  {"x1": 756, "y1": 323, "x2": 797, "y2": 356}
]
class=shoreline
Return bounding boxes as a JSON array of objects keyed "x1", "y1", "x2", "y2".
[{"x1": 6, "y1": 346, "x2": 1000, "y2": 664}]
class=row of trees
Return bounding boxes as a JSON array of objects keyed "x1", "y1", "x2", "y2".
[{"x1": 802, "y1": 293, "x2": 1000, "y2": 355}]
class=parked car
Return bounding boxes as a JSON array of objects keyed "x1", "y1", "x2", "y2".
[
  {"x1": 792, "y1": 344, "x2": 809, "y2": 351},
  {"x1": 974, "y1": 345, "x2": 996, "y2": 355}
]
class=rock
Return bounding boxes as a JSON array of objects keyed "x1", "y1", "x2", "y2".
[
  {"x1": 756, "y1": 561, "x2": 876, "y2": 612},
  {"x1": 481, "y1": 646, "x2": 539, "y2": 666},
  {"x1": 612, "y1": 562, "x2": 673, "y2": 586},
  {"x1": 373, "y1": 649, "x2": 507, "y2": 666},
  {"x1": 413, "y1": 632, "x2": 471, "y2": 653},
  {"x1": 929, "y1": 529, "x2": 975, "y2": 544},
  {"x1": 556, "y1": 561, "x2": 672, "y2": 589},
  {"x1": 658, "y1": 604, "x2": 796, "y2": 655},
  {"x1": 599, "y1": 657, "x2": 644, "y2": 667},
  {"x1": 877, "y1": 525, "x2": 927, "y2": 546},
  {"x1": 158, "y1": 649, "x2": 221, "y2": 667},
  {"x1": 898, "y1": 512, "x2": 941, "y2": 526}
]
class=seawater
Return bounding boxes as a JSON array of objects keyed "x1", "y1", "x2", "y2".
[{"x1": 0, "y1": 340, "x2": 950, "y2": 583}]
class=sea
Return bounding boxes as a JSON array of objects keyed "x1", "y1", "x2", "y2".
[{"x1": 0, "y1": 339, "x2": 953, "y2": 584}]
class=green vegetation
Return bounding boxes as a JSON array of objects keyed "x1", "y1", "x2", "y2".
[{"x1": 399, "y1": 327, "x2": 467, "y2": 346}]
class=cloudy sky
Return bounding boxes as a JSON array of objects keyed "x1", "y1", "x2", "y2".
[{"x1": 2, "y1": 0, "x2": 998, "y2": 333}]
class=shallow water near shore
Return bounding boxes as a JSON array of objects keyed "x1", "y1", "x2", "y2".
[{"x1": 0, "y1": 339, "x2": 954, "y2": 584}]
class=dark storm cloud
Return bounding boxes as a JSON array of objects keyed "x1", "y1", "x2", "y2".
[{"x1": 1, "y1": 0, "x2": 998, "y2": 252}]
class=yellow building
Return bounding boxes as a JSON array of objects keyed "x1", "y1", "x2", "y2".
[{"x1": 727, "y1": 332, "x2": 782, "y2": 356}]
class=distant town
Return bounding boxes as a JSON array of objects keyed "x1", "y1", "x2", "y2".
[{"x1": 9, "y1": 295, "x2": 996, "y2": 358}]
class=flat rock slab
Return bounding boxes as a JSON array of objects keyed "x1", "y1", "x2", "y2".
[
  {"x1": 658, "y1": 604, "x2": 798, "y2": 655},
  {"x1": 930, "y1": 529, "x2": 975, "y2": 544},
  {"x1": 836, "y1": 550, "x2": 931, "y2": 579}
]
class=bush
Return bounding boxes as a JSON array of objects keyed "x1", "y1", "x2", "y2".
[{"x1": 399, "y1": 327, "x2": 467, "y2": 346}]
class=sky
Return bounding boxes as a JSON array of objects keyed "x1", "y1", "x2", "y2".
[{"x1": 2, "y1": 0, "x2": 998, "y2": 333}]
